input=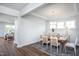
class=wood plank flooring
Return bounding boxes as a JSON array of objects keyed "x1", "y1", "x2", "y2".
[
  {"x1": 16, "y1": 46, "x2": 49, "y2": 56},
  {"x1": 0, "y1": 38, "x2": 16, "y2": 56},
  {"x1": 0, "y1": 38, "x2": 49, "y2": 56}
]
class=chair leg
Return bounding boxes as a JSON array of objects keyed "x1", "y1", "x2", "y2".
[
  {"x1": 57, "y1": 46, "x2": 58, "y2": 54},
  {"x1": 65, "y1": 46, "x2": 67, "y2": 53},
  {"x1": 74, "y1": 47, "x2": 76, "y2": 56},
  {"x1": 50, "y1": 45, "x2": 52, "y2": 53},
  {"x1": 47, "y1": 44, "x2": 48, "y2": 49},
  {"x1": 42, "y1": 42, "x2": 43, "y2": 47}
]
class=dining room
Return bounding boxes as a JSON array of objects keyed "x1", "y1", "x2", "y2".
[
  {"x1": 27, "y1": 3, "x2": 79, "y2": 56},
  {"x1": 39, "y1": 19, "x2": 78, "y2": 56},
  {"x1": 0, "y1": 3, "x2": 79, "y2": 56},
  {"x1": 14, "y1": 3, "x2": 79, "y2": 56}
]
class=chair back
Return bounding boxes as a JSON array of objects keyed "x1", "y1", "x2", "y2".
[
  {"x1": 75, "y1": 37, "x2": 78, "y2": 45},
  {"x1": 42, "y1": 35, "x2": 49, "y2": 44},
  {"x1": 66, "y1": 34, "x2": 70, "y2": 42},
  {"x1": 49, "y1": 32, "x2": 56, "y2": 37},
  {"x1": 50, "y1": 36, "x2": 59, "y2": 46},
  {"x1": 40, "y1": 35, "x2": 43, "y2": 41},
  {"x1": 63, "y1": 32, "x2": 70, "y2": 42}
]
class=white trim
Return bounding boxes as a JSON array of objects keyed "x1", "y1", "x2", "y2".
[
  {"x1": 16, "y1": 40, "x2": 40, "y2": 48},
  {"x1": 20, "y1": 3, "x2": 44, "y2": 16},
  {"x1": 0, "y1": 5, "x2": 19, "y2": 16},
  {"x1": 30, "y1": 12, "x2": 48, "y2": 20}
]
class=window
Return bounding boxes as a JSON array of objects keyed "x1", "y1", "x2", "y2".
[
  {"x1": 6, "y1": 25, "x2": 15, "y2": 29},
  {"x1": 65, "y1": 21, "x2": 75, "y2": 29},
  {"x1": 5, "y1": 25, "x2": 15, "y2": 33},
  {"x1": 49, "y1": 22, "x2": 56, "y2": 29},
  {"x1": 57, "y1": 22, "x2": 65, "y2": 29},
  {"x1": 49, "y1": 20, "x2": 75, "y2": 29}
]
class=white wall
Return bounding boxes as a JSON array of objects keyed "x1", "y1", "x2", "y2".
[
  {"x1": 0, "y1": 23, "x2": 5, "y2": 37},
  {"x1": 75, "y1": 15, "x2": 79, "y2": 45},
  {"x1": 15, "y1": 15, "x2": 46, "y2": 47}
]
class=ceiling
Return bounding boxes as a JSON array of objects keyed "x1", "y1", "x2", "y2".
[
  {"x1": 0, "y1": 3, "x2": 28, "y2": 11},
  {"x1": 30, "y1": 3, "x2": 77, "y2": 19},
  {"x1": 0, "y1": 3, "x2": 44, "y2": 23},
  {"x1": 0, "y1": 3, "x2": 78, "y2": 23},
  {"x1": 0, "y1": 3, "x2": 78, "y2": 19}
]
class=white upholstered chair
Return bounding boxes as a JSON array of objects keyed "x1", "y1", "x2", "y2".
[
  {"x1": 41, "y1": 35, "x2": 50, "y2": 48},
  {"x1": 40, "y1": 35, "x2": 43, "y2": 45},
  {"x1": 64, "y1": 33, "x2": 70, "y2": 42},
  {"x1": 64, "y1": 37, "x2": 78, "y2": 55},
  {"x1": 50, "y1": 36, "x2": 60, "y2": 54}
]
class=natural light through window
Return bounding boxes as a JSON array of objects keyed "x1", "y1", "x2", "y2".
[
  {"x1": 49, "y1": 22, "x2": 56, "y2": 29},
  {"x1": 6, "y1": 25, "x2": 15, "y2": 29},
  {"x1": 49, "y1": 20, "x2": 76, "y2": 29},
  {"x1": 57, "y1": 22, "x2": 65, "y2": 29},
  {"x1": 65, "y1": 21, "x2": 75, "y2": 29},
  {"x1": 5, "y1": 25, "x2": 15, "y2": 33}
]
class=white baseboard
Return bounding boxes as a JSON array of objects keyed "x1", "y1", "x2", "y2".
[{"x1": 16, "y1": 40, "x2": 39, "y2": 48}]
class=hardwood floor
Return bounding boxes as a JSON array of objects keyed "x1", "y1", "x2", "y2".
[
  {"x1": 0, "y1": 38, "x2": 16, "y2": 56},
  {"x1": 16, "y1": 46, "x2": 49, "y2": 56},
  {"x1": 0, "y1": 38, "x2": 49, "y2": 56}
]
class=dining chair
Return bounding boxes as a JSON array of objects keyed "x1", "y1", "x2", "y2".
[
  {"x1": 40, "y1": 35, "x2": 43, "y2": 45},
  {"x1": 64, "y1": 34, "x2": 70, "y2": 42},
  {"x1": 50, "y1": 36, "x2": 60, "y2": 54},
  {"x1": 64, "y1": 37, "x2": 78, "y2": 55},
  {"x1": 41, "y1": 35, "x2": 50, "y2": 48}
]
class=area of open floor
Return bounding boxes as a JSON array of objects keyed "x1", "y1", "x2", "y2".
[
  {"x1": 0, "y1": 38, "x2": 49, "y2": 56},
  {"x1": 31, "y1": 42, "x2": 79, "y2": 56},
  {"x1": 0, "y1": 38, "x2": 79, "y2": 56}
]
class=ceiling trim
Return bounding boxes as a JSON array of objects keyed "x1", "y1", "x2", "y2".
[
  {"x1": 0, "y1": 5, "x2": 20, "y2": 16},
  {"x1": 47, "y1": 13, "x2": 79, "y2": 21},
  {"x1": 20, "y1": 3, "x2": 44, "y2": 16},
  {"x1": 0, "y1": 3, "x2": 78, "y2": 19},
  {"x1": 30, "y1": 12, "x2": 48, "y2": 20}
]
